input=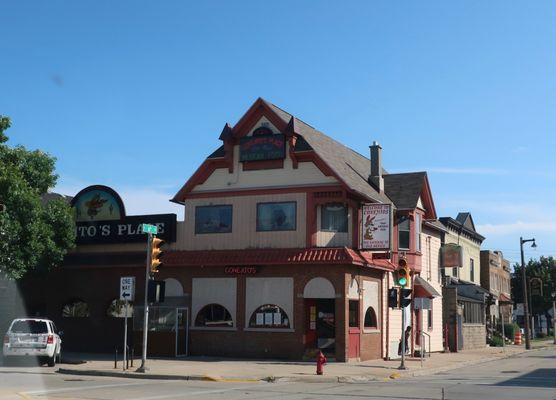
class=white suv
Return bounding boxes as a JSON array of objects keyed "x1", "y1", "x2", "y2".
[{"x1": 3, "y1": 318, "x2": 62, "y2": 367}]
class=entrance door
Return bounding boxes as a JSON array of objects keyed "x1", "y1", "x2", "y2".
[
  {"x1": 175, "y1": 307, "x2": 189, "y2": 357},
  {"x1": 348, "y1": 300, "x2": 360, "y2": 359},
  {"x1": 305, "y1": 299, "x2": 336, "y2": 354}
]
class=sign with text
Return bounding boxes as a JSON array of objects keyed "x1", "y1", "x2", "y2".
[
  {"x1": 441, "y1": 243, "x2": 463, "y2": 268},
  {"x1": 239, "y1": 134, "x2": 286, "y2": 161},
  {"x1": 224, "y1": 266, "x2": 259, "y2": 275},
  {"x1": 120, "y1": 276, "x2": 135, "y2": 301},
  {"x1": 75, "y1": 214, "x2": 177, "y2": 244},
  {"x1": 141, "y1": 223, "x2": 158, "y2": 235},
  {"x1": 361, "y1": 204, "x2": 391, "y2": 250}
]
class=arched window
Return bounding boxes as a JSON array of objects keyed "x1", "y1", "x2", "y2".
[
  {"x1": 62, "y1": 300, "x2": 90, "y2": 318},
  {"x1": 106, "y1": 299, "x2": 133, "y2": 318},
  {"x1": 249, "y1": 304, "x2": 290, "y2": 328},
  {"x1": 195, "y1": 304, "x2": 233, "y2": 327},
  {"x1": 364, "y1": 306, "x2": 378, "y2": 329}
]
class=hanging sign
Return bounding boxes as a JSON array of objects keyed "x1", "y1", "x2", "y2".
[
  {"x1": 361, "y1": 204, "x2": 391, "y2": 250},
  {"x1": 441, "y1": 243, "x2": 463, "y2": 268}
]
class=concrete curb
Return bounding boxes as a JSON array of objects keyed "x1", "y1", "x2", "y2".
[{"x1": 56, "y1": 345, "x2": 554, "y2": 384}]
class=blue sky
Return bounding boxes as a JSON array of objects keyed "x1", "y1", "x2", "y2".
[{"x1": 1, "y1": 1, "x2": 555, "y2": 264}]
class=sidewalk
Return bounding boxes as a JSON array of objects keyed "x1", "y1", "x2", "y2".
[{"x1": 58, "y1": 341, "x2": 555, "y2": 383}]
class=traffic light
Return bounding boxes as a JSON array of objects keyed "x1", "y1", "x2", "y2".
[
  {"x1": 150, "y1": 237, "x2": 164, "y2": 273},
  {"x1": 388, "y1": 287, "x2": 400, "y2": 308},
  {"x1": 400, "y1": 288, "x2": 412, "y2": 308},
  {"x1": 147, "y1": 280, "x2": 166, "y2": 303},
  {"x1": 396, "y1": 258, "x2": 410, "y2": 287}
]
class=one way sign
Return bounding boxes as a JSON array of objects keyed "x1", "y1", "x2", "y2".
[{"x1": 120, "y1": 277, "x2": 135, "y2": 301}]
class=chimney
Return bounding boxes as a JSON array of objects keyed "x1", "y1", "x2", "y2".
[{"x1": 369, "y1": 141, "x2": 384, "y2": 192}]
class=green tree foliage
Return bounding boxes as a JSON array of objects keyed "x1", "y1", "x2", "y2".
[
  {"x1": 512, "y1": 256, "x2": 556, "y2": 314},
  {"x1": 0, "y1": 116, "x2": 75, "y2": 279}
]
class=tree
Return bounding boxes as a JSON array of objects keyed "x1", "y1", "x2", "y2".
[
  {"x1": 512, "y1": 256, "x2": 556, "y2": 315},
  {"x1": 0, "y1": 116, "x2": 75, "y2": 279}
]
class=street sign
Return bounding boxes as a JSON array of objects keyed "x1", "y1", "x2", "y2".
[
  {"x1": 141, "y1": 223, "x2": 158, "y2": 235},
  {"x1": 120, "y1": 276, "x2": 135, "y2": 301}
]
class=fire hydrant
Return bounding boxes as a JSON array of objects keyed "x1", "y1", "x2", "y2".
[{"x1": 316, "y1": 350, "x2": 327, "y2": 375}]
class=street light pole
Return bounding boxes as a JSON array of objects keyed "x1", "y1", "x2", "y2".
[{"x1": 520, "y1": 237, "x2": 535, "y2": 350}]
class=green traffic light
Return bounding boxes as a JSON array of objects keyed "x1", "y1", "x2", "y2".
[{"x1": 398, "y1": 277, "x2": 407, "y2": 286}]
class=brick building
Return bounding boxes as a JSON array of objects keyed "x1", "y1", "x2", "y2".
[
  {"x1": 18, "y1": 98, "x2": 445, "y2": 361},
  {"x1": 480, "y1": 250, "x2": 512, "y2": 329}
]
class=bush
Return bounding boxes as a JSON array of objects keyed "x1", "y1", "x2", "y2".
[
  {"x1": 499, "y1": 323, "x2": 518, "y2": 339},
  {"x1": 537, "y1": 332, "x2": 547, "y2": 338},
  {"x1": 489, "y1": 335, "x2": 504, "y2": 347}
]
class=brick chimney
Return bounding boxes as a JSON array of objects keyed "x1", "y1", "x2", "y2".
[{"x1": 369, "y1": 141, "x2": 384, "y2": 192}]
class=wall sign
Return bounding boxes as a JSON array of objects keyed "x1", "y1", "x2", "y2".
[
  {"x1": 239, "y1": 134, "x2": 286, "y2": 161},
  {"x1": 361, "y1": 204, "x2": 391, "y2": 250},
  {"x1": 224, "y1": 266, "x2": 259, "y2": 275},
  {"x1": 71, "y1": 185, "x2": 177, "y2": 244}
]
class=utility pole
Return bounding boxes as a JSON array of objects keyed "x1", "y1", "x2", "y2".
[
  {"x1": 520, "y1": 237, "x2": 536, "y2": 350},
  {"x1": 552, "y1": 298, "x2": 556, "y2": 345},
  {"x1": 136, "y1": 232, "x2": 152, "y2": 372}
]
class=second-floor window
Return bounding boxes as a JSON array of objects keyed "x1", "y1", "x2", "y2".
[
  {"x1": 321, "y1": 203, "x2": 348, "y2": 232},
  {"x1": 398, "y1": 216, "x2": 410, "y2": 250},
  {"x1": 415, "y1": 214, "x2": 422, "y2": 252},
  {"x1": 470, "y1": 258, "x2": 475, "y2": 282},
  {"x1": 195, "y1": 205, "x2": 233, "y2": 234},
  {"x1": 257, "y1": 202, "x2": 296, "y2": 231}
]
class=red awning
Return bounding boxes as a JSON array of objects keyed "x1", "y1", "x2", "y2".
[
  {"x1": 498, "y1": 293, "x2": 512, "y2": 303},
  {"x1": 413, "y1": 275, "x2": 442, "y2": 298},
  {"x1": 164, "y1": 247, "x2": 366, "y2": 267}
]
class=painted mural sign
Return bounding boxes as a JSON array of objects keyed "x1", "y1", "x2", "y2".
[
  {"x1": 239, "y1": 134, "x2": 286, "y2": 161},
  {"x1": 361, "y1": 204, "x2": 391, "y2": 250},
  {"x1": 71, "y1": 185, "x2": 177, "y2": 244},
  {"x1": 441, "y1": 243, "x2": 463, "y2": 268}
]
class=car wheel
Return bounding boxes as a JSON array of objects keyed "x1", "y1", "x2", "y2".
[{"x1": 47, "y1": 355, "x2": 56, "y2": 367}]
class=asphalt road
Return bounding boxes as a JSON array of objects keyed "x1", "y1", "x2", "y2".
[{"x1": 1, "y1": 348, "x2": 555, "y2": 400}]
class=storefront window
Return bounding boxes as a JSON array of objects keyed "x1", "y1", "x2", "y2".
[
  {"x1": 398, "y1": 217, "x2": 410, "y2": 250},
  {"x1": 133, "y1": 307, "x2": 176, "y2": 332},
  {"x1": 363, "y1": 306, "x2": 377, "y2": 329},
  {"x1": 195, "y1": 304, "x2": 233, "y2": 327},
  {"x1": 195, "y1": 205, "x2": 232, "y2": 234},
  {"x1": 321, "y1": 203, "x2": 348, "y2": 232},
  {"x1": 249, "y1": 304, "x2": 290, "y2": 328},
  {"x1": 256, "y1": 202, "x2": 296, "y2": 231},
  {"x1": 62, "y1": 300, "x2": 90, "y2": 318},
  {"x1": 348, "y1": 300, "x2": 359, "y2": 328}
]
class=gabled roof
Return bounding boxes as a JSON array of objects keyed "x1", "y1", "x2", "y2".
[
  {"x1": 383, "y1": 172, "x2": 425, "y2": 209},
  {"x1": 172, "y1": 98, "x2": 437, "y2": 208},
  {"x1": 439, "y1": 213, "x2": 485, "y2": 243},
  {"x1": 456, "y1": 212, "x2": 476, "y2": 231}
]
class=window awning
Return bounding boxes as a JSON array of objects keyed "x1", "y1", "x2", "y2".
[
  {"x1": 413, "y1": 275, "x2": 441, "y2": 298},
  {"x1": 498, "y1": 293, "x2": 512, "y2": 304}
]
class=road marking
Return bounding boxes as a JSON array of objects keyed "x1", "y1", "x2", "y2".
[
  {"x1": 130, "y1": 382, "x2": 282, "y2": 400},
  {"x1": 22, "y1": 381, "x2": 156, "y2": 395}
]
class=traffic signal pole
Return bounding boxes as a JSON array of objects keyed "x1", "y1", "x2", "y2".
[
  {"x1": 399, "y1": 302, "x2": 407, "y2": 370},
  {"x1": 137, "y1": 233, "x2": 152, "y2": 372}
]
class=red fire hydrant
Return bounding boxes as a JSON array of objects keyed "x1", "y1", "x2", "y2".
[{"x1": 316, "y1": 350, "x2": 327, "y2": 375}]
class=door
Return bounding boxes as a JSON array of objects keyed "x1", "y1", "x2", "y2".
[
  {"x1": 175, "y1": 307, "x2": 189, "y2": 357},
  {"x1": 305, "y1": 300, "x2": 317, "y2": 349},
  {"x1": 316, "y1": 299, "x2": 336, "y2": 354},
  {"x1": 348, "y1": 300, "x2": 360, "y2": 359}
]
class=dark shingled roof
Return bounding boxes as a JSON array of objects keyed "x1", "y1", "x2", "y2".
[
  {"x1": 264, "y1": 100, "x2": 391, "y2": 204},
  {"x1": 383, "y1": 172, "x2": 426, "y2": 209},
  {"x1": 207, "y1": 145, "x2": 226, "y2": 158}
]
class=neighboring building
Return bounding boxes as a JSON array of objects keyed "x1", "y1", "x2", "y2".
[
  {"x1": 480, "y1": 250, "x2": 512, "y2": 329},
  {"x1": 18, "y1": 98, "x2": 445, "y2": 361},
  {"x1": 439, "y1": 213, "x2": 487, "y2": 351}
]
